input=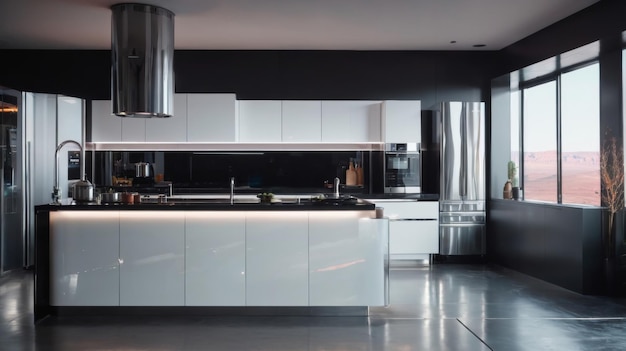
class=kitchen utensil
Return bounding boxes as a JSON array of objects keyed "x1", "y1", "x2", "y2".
[
  {"x1": 135, "y1": 162, "x2": 152, "y2": 178},
  {"x1": 122, "y1": 192, "x2": 134, "y2": 204},
  {"x1": 101, "y1": 192, "x2": 122, "y2": 203},
  {"x1": 73, "y1": 179, "x2": 95, "y2": 203}
]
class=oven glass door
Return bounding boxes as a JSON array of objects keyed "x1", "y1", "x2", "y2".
[{"x1": 385, "y1": 153, "x2": 420, "y2": 190}]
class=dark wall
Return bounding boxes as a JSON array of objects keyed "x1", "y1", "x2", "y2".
[
  {"x1": 489, "y1": 200, "x2": 604, "y2": 295},
  {"x1": 496, "y1": 0, "x2": 626, "y2": 77},
  {"x1": 0, "y1": 50, "x2": 497, "y2": 105}
]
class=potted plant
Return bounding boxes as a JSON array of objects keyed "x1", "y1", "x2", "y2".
[
  {"x1": 600, "y1": 136, "x2": 625, "y2": 295},
  {"x1": 508, "y1": 161, "x2": 520, "y2": 200}
]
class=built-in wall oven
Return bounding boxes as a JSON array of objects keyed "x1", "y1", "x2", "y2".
[{"x1": 384, "y1": 143, "x2": 421, "y2": 194}]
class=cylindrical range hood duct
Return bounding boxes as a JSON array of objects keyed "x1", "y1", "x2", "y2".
[{"x1": 111, "y1": 3, "x2": 174, "y2": 117}]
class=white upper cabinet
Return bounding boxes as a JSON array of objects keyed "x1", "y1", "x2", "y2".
[
  {"x1": 381, "y1": 100, "x2": 421, "y2": 143},
  {"x1": 321, "y1": 101, "x2": 381, "y2": 142},
  {"x1": 57, "y1": 95, "x2": 83, "y2": 144},
  {"x1": 281, "y1": 101, "x2": 322, "y2": 142},
  {"x1": 121, "y1": 118, "x2": 145, "y2": 142},
  {"x1": 91, "y1": 100, "x2": 121, "y2": 142},
  {"x1": 239, "y1": 100, "x2": 282, "y2": 142},
  {"x1": 187, "y1": 93, "x2": 238, "y2": 142},
  {"x1": 145, "y1": 94, "x2": 187, "y2": 142}
]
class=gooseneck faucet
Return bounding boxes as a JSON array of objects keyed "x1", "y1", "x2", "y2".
[
  {"x1": 230, "y1": 177, "x2": 235, "y2": 205},
  {"x1": 52, "y1": 140, "x2": 83, "y2": 204},
  {"x1": 333, "y1": 177, "x2": 340, "y2": 198}
]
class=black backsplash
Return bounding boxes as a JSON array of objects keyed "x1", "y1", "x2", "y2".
[{"x1": 94, "y1": 151, "x2": 383, "y2": 194}]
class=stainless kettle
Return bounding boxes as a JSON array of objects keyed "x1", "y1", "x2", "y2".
[{"x1": 73, "y1": 178, "x2": 95, "y2": 203}]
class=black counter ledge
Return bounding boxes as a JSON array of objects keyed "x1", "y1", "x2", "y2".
[
  {"x1": 361, "y1": 193, "x2": 439, "y2": 201},
  {"x1": 35, "y1": 200, "x2": 375, "y2": 212}
]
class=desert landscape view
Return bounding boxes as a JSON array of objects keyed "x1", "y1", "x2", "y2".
[{"x1": 521, "y1": 150, "x2": 600, "y2": 206}]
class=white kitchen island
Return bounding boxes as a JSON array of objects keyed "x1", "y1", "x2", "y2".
[{"x1": 34, "y1": 200, "x2": 388, "y2": 322}]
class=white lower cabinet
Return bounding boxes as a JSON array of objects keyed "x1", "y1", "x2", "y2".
[
  {"x1": 119, "y1": 211, "x2": 185, "y2": 306},
  {"x1": 49, "y1": 211, "x2": 120, "y2": 306},
  {"x1": 309, "y1": 212, "x2": 385, "y2": 306},
  {"x1": 185, "y1": 212, "x2": 246, "y2": 306},
  {"x1": 389, "y1": 220, "x2": 439, "y2": 254},
  {"x1": 49, "y1": 209, "x2": 385, "y2": 307},
  {"x1": 369, "y1": 200, "x2": 440, "y2": 258},
  {"x1": 245, "y1": 212, "x2": 309, "y2": 306}
]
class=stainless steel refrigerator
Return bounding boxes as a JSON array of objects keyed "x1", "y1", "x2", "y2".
[{"x1": 439, "y1": 101, "x2": 486, "y2": 255}]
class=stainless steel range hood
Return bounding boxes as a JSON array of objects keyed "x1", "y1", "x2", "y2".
[{"x1": 111, "y1": 3, "x2": 174, "y2": 118}]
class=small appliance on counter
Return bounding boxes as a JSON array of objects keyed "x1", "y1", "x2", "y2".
[
  {"x1": 384, "y1": 143, "x2": 421, "y2": 194},
  {"x1": 132, "y1": 162, "x2": 155, "y2": 187}
]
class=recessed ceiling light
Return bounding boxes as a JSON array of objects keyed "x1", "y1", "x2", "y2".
[{"x1": 473, "y1": 44, "x2": 486, "y2": 48}]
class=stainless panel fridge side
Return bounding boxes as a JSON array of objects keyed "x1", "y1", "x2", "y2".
[
  {"x1": 440, "y1": 102, "x2": 485, "y2": 203},
  {"x1": 439, "y1": 223, "x2": 486, "y2": 255},
  {"x1": 439, "y1": 101, "x2": 486, "y2": 255}
]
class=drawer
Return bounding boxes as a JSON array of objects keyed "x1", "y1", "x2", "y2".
[
  {"x1": 369, "y1": 201, "x2": 438, "y2": 220},
  {"x1": 389, "y1": 220, "x2": 439, "y2": 254}
]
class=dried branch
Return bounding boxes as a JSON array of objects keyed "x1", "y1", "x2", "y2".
[{"x1": 600, "y1": 136, "x2": 624, "y2": 238}]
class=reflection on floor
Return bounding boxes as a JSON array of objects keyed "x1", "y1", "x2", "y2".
[{"x1": 2, "y1": 264, "x2": 626, "y2": 350}]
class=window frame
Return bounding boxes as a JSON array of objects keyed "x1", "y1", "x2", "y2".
[{"x1": 516, "y1": 59, "x2": 600, "y2": 205}]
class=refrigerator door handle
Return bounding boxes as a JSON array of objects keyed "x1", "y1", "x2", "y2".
[
  {"x1": 459, "y1": 103, "x2": 467, "y2": 198},
  {"x1": 439, "y1": 223, "x2": 485, "y2": 227}
]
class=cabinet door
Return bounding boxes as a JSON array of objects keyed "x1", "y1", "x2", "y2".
[
  {"x1": 370, "y1": 200, "x2": 438, "y2": 220},
  {"x1": 309, "y1": 211, "x2": 385, "y2": 306},
  {"x1": 381, "y1": 100, "x2": 421, "y2": 143},
  {"x1": 185, "y1": 212, "x2": 246, "y2": 306},
  {"x1": 145, "y1": 94, "x2": 187, "y2": 142},
  {"x1": 121, "y1": 118, "x2": 146, "y2": 142},
  {"x1": 49, "y1": 211, "x2": 120, "y2": 306},
  {"x1": 245, "y1": 212, "x2": 308, "y2": 306},
  {"x1": 389, "y1": 220, "x2": 439, "y2": 254},
  {"x1": 57, "y1": 95, "x2": 83, "y2": 144},
  {"x1": 239, "y1": 100, "x2": 282, "y2": 142},
  {"x1": 282, "y1": 101, "x2": 322, "y2": 142},
  {"x1": 119, "y1": 211, "x2": 185, "y2": 306},
  {"x1": 91, "y1": 100, "x2": 121, "y2": 142},
  {"x1": 321, "y1": 101, "x2": 381, "y2": 142},
  {"x1": 187, "y1": 93, "x2": 238, "y2": 142}
]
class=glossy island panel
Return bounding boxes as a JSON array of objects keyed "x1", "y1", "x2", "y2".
[{"x1": 35, "y1": 207, "x2": 388, "y2": 322}]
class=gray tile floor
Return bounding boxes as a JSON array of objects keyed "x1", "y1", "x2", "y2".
[{"x1": 2, "y1": 264, "x2": 626, "y2": 350}]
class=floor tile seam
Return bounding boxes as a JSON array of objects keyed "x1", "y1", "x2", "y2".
[
  {"x1": 458, "y1": 317, "x2": 626, "y2": 321},
  {"x1": 456, "y1": 318, "x2": 494, "y2": 351}
]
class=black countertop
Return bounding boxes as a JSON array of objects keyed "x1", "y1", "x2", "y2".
[
  {"x1": 35, "y1": 198, "x2": 375, "y2": 212},
  {"x1": 360, "y1": 193, "x2": 439, "y2": 201}
]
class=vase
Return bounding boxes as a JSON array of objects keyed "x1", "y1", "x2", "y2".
[
  {"x1": 602, "y1": 209, "x2": 626, "y2": 296},
  {"x1": 512, "y1": 187, "x2": 520, "y2": 200},
  {"x1": 502, "y1": 180, "x2": 512, "y2": 199}
]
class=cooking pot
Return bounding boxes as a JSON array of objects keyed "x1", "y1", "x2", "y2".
[
  {"x1": 101, "y1": 192, "x2": 122, "y2": 203},
  {"x1": 73, "y1": 179, "x2": 95, "y2": 203},
  {"x1": 135, "y1": 162, "x2": 153, "y2": 178}
]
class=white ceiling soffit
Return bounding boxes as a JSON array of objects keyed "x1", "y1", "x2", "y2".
[{"x1": 0, "y1": 0, "x2": 600, "y2": 51}]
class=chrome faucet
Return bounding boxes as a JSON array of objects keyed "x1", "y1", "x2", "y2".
[
  {"x1": 52, "y1": 140, "x2": 83, "y2": 204},
  {"x1": 230, "y1": 177, "x2": 235, "y2": 204},
  {"x1": 333, "y1": 177, "x2": 340, "y2": 197}
]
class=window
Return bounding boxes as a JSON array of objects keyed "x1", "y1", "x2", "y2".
[
  {"x1": 560, "y1": 63, "x2": 600, "y2": 205},
  {"x1": 518, "y1": 62, "x2": 600, "y2": 205},
  {"x1": 523, "y1": 80, "x2": 557, "y2": 202}
]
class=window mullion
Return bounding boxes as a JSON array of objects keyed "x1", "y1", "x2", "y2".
[{"x1": 556, "y1": 75, "x2": 563, "y2": 204}]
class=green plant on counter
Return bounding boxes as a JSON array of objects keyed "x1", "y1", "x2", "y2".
[{"x1": 508, "y1": 161, "x2": 519, "y2": 187}]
